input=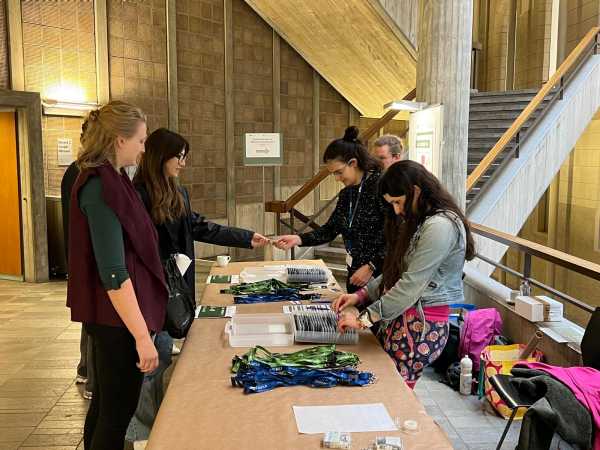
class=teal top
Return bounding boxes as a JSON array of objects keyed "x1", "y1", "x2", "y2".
[{"x1": 78, "y1": 176, "x2": 130, "y2": 290}]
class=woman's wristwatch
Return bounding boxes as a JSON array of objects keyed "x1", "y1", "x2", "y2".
[
  {"x1": 357, "y1": 310, "x2": 374, "y2": 329},
  {"x1": 367, "y1": 261, "x2": 376, "y2": 272}
]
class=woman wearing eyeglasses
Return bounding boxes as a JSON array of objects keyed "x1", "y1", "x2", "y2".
[
  {"x1": 127, "y1": 128, "x2": 269, "y2": 441},
  {"x1": 275, "y1": 126, "x2": 387, "y2": 293}
]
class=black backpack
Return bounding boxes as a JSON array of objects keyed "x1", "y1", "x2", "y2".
[{"x1": 163, "y1": 255, "x2": 196, "y2": 339}]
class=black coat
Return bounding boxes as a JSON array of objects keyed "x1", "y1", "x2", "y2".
[
  {"x1": 60, "y1": 161, "x2": 80, "y2": 260},
  {"x1": 136, "y1": 184, "x2": 254, "y2": 300}
]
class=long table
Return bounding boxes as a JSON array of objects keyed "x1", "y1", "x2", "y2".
[{"x1": 147, "y1": 260, "x2": 452, "y2": 449}]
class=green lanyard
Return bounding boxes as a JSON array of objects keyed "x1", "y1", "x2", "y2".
[
  {"x1": 222, "y1": 279, "x2": 304, "y2": 295},
  {"x1": 231, "y1": 344, "x2": 361, "y2": 373}
]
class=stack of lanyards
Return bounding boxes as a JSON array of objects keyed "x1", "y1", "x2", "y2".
[{"x1": 293, "y1": 310, "x2": 358, "y2": 345}]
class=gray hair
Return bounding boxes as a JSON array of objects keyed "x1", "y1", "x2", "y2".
[{"x1": 374, "y1": 134, "x2": 404, "y2": 156}]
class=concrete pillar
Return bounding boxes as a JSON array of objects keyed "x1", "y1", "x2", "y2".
[{"x1": 417, "y1": 0, "x2": 473, "y2": 209}]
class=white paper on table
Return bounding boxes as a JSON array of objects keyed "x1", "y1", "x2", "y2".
[
  {"x1": 293, "y1": 403, "x2": 397, "y2": 434},
  {"x1": 174, "y1": 253, "x2": 192, "y2": 276}
]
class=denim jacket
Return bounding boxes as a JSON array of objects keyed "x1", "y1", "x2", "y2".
[{"x1": 364, "y1": 211, "x2": 467, "y2": 327}]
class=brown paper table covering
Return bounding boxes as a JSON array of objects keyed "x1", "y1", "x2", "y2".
[{"x1": 147, "y1": 260, "x2": 452, "y2": 450}]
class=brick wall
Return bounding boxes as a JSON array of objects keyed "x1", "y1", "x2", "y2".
[
  {"x1": 21, "y1": 1, "x2": 96, "y2": 196},
  {"x1": 514, "y1": 0, "x2": 552, "y2": 89},
  {"x1": 484, "y1": 0, "x2": 510, "y2": 91},
  {"x1": 233, "y1": 0, "x2": 273, "y2": 206},
  {"x1": 566, "y1": 0, "x2": 600, "y2": 54},
  {"x1": 175, "y1": 0, "x2": 227, "y2": 218},
  {"x1": 0, "y1": 0, "x2": 9, "y2": 89},
  {"x1": 107, "y1": 0, "x2": 169, "y2": 132},
  {"x1": 474, "y1": 0, "x2": 554, "y2": 91},
  {"x1": 9, "y1": 0, "x2": 388, "y2": 249},
  {"x1": 280, "y1": 40, "x2": 314, "y2": 192}
]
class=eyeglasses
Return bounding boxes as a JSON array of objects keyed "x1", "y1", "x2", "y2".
[{"x1": 331, "y1": 164, "x2": 348, "y2": 177}]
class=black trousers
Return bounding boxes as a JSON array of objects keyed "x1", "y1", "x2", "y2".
[{"x1": 84, "y1": 324, "x2": 144, "y2": 450}]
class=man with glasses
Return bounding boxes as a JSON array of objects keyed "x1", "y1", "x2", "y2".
[{"x1": 373, "y1": 134, "x2": 407, "y2": 171}]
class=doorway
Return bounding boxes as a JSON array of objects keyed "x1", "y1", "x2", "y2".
[{"x1": 0, "y1": 111, "x2": 23, "y2": 279}]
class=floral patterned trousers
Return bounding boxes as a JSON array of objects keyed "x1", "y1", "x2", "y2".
[{"x1": 382, "y1": 311, "x2": 449, "y2": 388}]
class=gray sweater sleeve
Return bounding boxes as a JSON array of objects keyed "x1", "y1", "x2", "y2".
[{"x1": 365, "y1": 215, "x2": 460, "y2": 322}]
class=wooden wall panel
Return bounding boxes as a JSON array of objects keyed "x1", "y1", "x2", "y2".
[{"x1": 0, "y1": 0, "x2": 9, "y2": 89}]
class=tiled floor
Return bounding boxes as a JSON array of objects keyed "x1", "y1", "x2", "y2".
[
  {"x1": 415, "y1": 369, "x2": 520, "y2": 449},
  {"x1": 0, "y1": 278, "x2": 522, "y2": 449},
  {"x1": 0, "y1": 280, "x2": 86, "y2": 450}
]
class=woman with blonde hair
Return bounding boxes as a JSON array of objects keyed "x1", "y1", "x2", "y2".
[{"x1": 66, "y1": 100, "x2": 168, "y2": 449}]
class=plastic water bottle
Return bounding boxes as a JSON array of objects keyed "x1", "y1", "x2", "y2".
[
  {"x1": 520, "y1": 279, "x2": 532, "y2": 296},
  {"x1": 459, "y1": 355, "x2": 472, "y2": 395}
]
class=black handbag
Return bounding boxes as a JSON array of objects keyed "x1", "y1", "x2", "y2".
[{"x1": 163, "y1": 255, "x2": 196, "y2": 339}]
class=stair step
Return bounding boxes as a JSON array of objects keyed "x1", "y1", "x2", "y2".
[
  {"x1": 469, "y1": 111, "x2": 537, "y2": 121},
  {"x1": 470, "y1": 94, "x2": 539, "y2": 104},
  {"x1": 470, "y1": 88, "x2": 539, "y2": 97},
  {"x1": 469, "y1": 141, "x2": 517, "y2": 150},
  {"x1": 469, "y1": 120, "x2": 533, "y2": 130},
  {"x1": 327, "y1": 263, "x2": 348, "y2": 277},
  {"x1": 314, "y1": 246, "x2": 346, "y2": 255},
  {"x1": 314, "y1": 245, "x2": 347, "y2": 266},
  {"x1": 470, "y1": 102, "x2": 548, "y2": 113},
  {"x1": 330, "y1": 238, "x2": 345, "y2": 249}
]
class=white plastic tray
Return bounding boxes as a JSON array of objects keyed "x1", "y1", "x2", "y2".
[{"x1": 225, "y1": 313, "x2": 294, "y2": 347}]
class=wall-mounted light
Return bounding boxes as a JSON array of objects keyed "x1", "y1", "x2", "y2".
[
  {"x1": 384, "y1": 99, "x2": 428, "y2": 112},
  {"x1": 42, "y1": 99, "x2": 99, "y2": 117},
  {"x1": 42, "y1": 84, "x2": 98, "y2": 117}
]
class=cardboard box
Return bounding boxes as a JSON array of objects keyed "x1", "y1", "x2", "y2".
[{"x1": 515, "y1": 296, "x2": 544, "y2": 322}]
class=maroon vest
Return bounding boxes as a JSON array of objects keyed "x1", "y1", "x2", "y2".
[{"x1": 66, "y1": 162, "x2": 168, "y2": 332}]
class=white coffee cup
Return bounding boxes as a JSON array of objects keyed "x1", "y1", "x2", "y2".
[{"x1": 217, "y1": 255, "x2": 231, "y2": 267}]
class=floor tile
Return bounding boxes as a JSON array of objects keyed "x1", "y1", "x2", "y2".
[
  {"x1": 0, "y1": 427, "x2": 33, "y2": 444},
  {"x1": 0, "y1": 413, "x2": 45, "y2": 427},
  {"x1": 20, "y1": 432, "x2": 81, "y2": 447}
]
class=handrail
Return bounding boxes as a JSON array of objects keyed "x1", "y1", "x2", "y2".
[
  {"x1": 472, "y1": 223, "x2": 600, "y2": 281},
  {"x1": 266, "y1": 88, "x2": 416, "y2": 214},
  {"x1": 466, "y1": 26, "x2": 600, "y2": 192},
  {"x1": 471, "y1": 223, "x2": 597, "y2": 314}
]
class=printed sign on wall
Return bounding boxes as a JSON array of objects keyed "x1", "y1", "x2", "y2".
[
  {"x1": 244, "y1": 133, "x2": 282, "y2": 166},
  {"x1": 57, "y1": 138, "x2": 74, "y2": 166}
]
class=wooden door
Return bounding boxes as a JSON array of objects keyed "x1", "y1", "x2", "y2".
[{"x1": 0, "y1": 112, "x2": 22, "y2": 277}]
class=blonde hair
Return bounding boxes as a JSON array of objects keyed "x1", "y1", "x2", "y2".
[{"x1": 77, "y1": 100, "x2": 146, "y2": 170}]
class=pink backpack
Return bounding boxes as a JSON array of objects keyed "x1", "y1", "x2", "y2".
[{"x1": 458, "y1": 308, "x2": 503, "y2": 372}]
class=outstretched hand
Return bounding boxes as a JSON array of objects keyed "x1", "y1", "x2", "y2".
[
  {"x1": 273, "y1": 235, "x2": 302, "y2": 250},
  {"x1": 251, "y1": 233, "x2": 270, "y2": 248}
]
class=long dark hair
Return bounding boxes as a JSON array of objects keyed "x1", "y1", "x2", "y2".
[
  {"x1": 379, "y1": 160, "x2": 475, "y2": 291},
  {"x1": 323, "y1": 126, "x2": 380, "y2": 172},
  {"x1": 133, "y1": 128, "x2": 189, "y2": 224}
]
